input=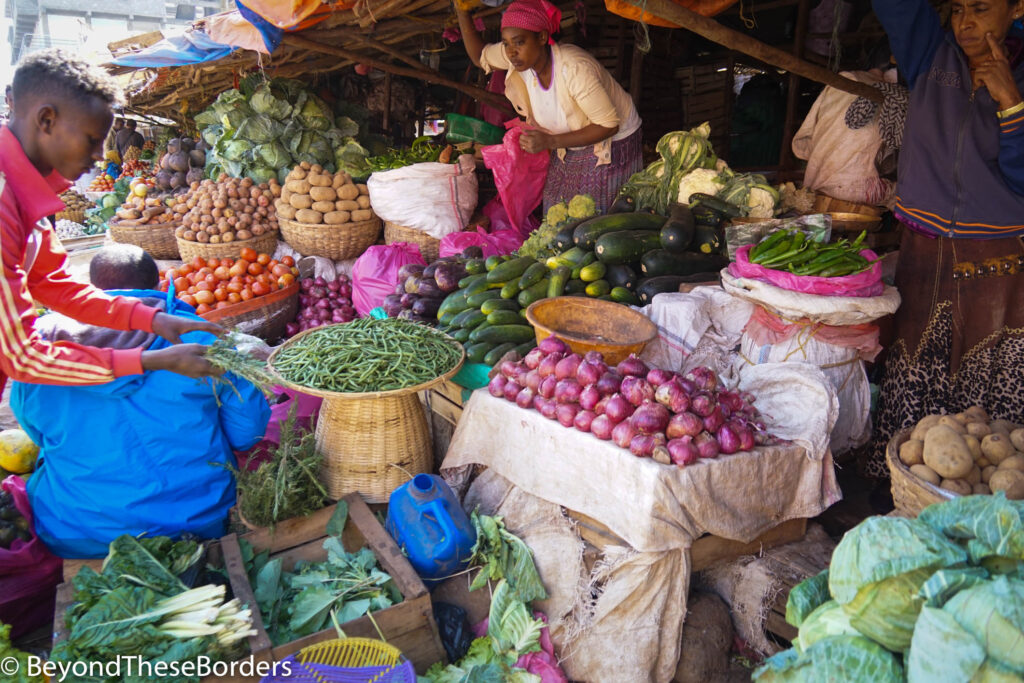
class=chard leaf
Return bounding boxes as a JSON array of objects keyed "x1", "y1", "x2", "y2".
[
  {"x1": 326, "y1": 501, "x2": 349, "y2": 538},
  {"x1": 334, "y1": 598, "x2": 371, "y2": 624},
  {"x1": 289, "y1": 586, "x2": 339, "y2": 636}
]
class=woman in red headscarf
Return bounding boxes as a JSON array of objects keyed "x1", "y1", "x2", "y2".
[{"x1": 455, "y1": 0, "x2": 643, "y2": 213}]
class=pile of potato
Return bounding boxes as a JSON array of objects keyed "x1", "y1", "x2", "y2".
[
  {"x1": 276, "y1": 162, "x2": 374, "y2": 226},
  {"x1": 172, "y1": 174, "x2": 281, "y2": 244},
  {"x1": 898, "y1": 406, "x2": 1024, "y2": 500},
  {"x1": 57, "y1": 189, "x2": 94, "y2": 216}
]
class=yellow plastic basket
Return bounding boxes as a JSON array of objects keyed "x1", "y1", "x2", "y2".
[{"x1": 262, "y1": 638, "x2": 415, "y2": 683}]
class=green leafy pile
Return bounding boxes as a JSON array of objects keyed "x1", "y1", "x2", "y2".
[
  {"x1": 242, "y1": 503, "x2": 401, "y2": 645},
  {"x1": 195, "y1": 77, "x2": 369, "y2": 183},
  {"x1": 0, "y1": 622, "x2": 44, "y2": 683},
  {"x1": 468, "y1": 511, "x2": 548, "y2": 604},
  {"x1": 754, "y1": 494, "x2": 1024, "y2": 682}
]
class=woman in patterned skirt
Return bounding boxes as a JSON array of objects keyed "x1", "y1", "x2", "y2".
[
  {"x1": 867, "y1": 0, "x2": 1024, "y2": 478},
  {"x1": 454, "y1": 0, "x2": 643, "y2": 213}
]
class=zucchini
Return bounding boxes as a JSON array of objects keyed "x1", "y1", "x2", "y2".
[
  {"x1": 640, "y1": 250, "x2": 729, "y2": 278},
  {"x1": 690, "y1": 204, "x2": 726, "y2": 227},
  {"x1": 469, "y1": 324, "x2": 538, "y2": 345},
  {"x1": 548, "y1": 265, "x2": 571, "y2": 298},
  {"x1": 693, "y1": 224, "x2": 723, "y2": 255},
  {"x1": 609, "y1": 286, "x2": 640, "y2": 305},
  {"x1": 553, "y1": 226, "x2": 577, "y2": 252},
  {"x1": 465, "y1": 342, "x2": 495, "y2": 364},
  {"x1": 579, "y1": 261, "x2": 607, "y2": 282},
  {"x1": 518, "y1": 262, "x2": 548, "y2": 289},
  {"x1": 480, "y1": 298, "x2": 520, "y2": 315},
  {"x1": 571, "y1": 252, "x2": 598, "y2": 280},
  {"x1": 660, "y1": 203, "x2": 696, "y2": 254},
  {"x1": 487, "y1": 309, "x2": 526, "y2": 326},
  {"x1": 458, "y1": 273, "x2": 487, "y2": 290},
  {"x1": 464, "y1": 258, "x2": 487, "y2": 275},
  {"x1": 608, "y1": 194, "x2": 636, "y2": 214},
  {"x1": 605, "y1": 264, "x2": 638, "y2": 291},
  {"x1": 484, "y1": 342, "x2": 518, "y2": 366},
  {"x1": 585, "y1": 280, "x2": 611, "y2": 297},
  {"x1": 466, "y1": 290, "x2": 502, "y2": 307},
  {"x1": 594, "y1": 230, "x2": 662, "y2": 265},
  {"x1": 559, "y1": 246, "x2": 589, "y2": 265},
  {"x1": 451, "y1": 308, "x2": 487, "y2": 329},
  {"x1": 486, "y1": 256, "x2": 536, "y2": 284},
  {"x1": 500, "y1": 279, "x2": 521, "y2": 299},
  {"x1": 565, "y1": 278, "x2": 587, "y2": 294},
  {"x1": 452, "y1": 327, "x2": 472, "y2": 343},
  {"x1": 465, "y1": 276, "x2": 491, "y2": 297},
  {"x1": 517, "y1": 278, "x2": 550, "y2": 308},
  {"x1": 573, "y1": 213, "x2": 667, "y2": 250},
  {"x1": 688, "y1": 192, "x2": 742, "y2": 218},
  {"x1": 514, "y1": 339, "x2": 538, "y2": 356}
]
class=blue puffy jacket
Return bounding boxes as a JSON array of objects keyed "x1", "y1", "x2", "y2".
[{"x1": 10, "y1": 289, "x2": 271, "y2": 558}]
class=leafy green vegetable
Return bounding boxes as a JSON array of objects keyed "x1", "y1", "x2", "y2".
[
  {"x1": 249, "y1": 84, "x2": 292, "y2": 120},
  {"x1": 795, "y1": 601, "x2": 859, "y2": 654},
  {"x1": 786, "y1": 569, "x2": 831, "y2": 628},
  {"x1": 0, "y1": 622, "x2": 44, "y2": 683},
  {"x1": 753, "y1": 635, "x2": 904, "y2": 683},
  {"x1": 468, "y1": 511, "x2": 547, "y2": 604}
]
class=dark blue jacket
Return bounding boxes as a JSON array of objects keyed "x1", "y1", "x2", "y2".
[
  {"x1": 874, "y1": 0, "x2": 1024, "y2": 237},
  {"x1": 10, "y1": 290, "x2": 271, "y2": 558}
]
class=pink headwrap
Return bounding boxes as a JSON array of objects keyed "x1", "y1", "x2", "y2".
[{"x1": 501, "y1": 0, "x2": 562, "y2": 44}]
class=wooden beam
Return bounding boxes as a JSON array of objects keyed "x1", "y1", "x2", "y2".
[
  {"x1": 780, "y1": 0, "x2": 811, "y2": 168},
  {"x1": 622, "y1": 0, "x2": 883, "y2": 103}
]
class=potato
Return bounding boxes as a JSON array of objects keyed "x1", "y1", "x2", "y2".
[
  {"x1": 308, "y1": 172, "x2": 332, "y2": 188},
  {"x1": 938, "y1": 416, "x2": 966, "y2": 434},
  {"x1": 335, "y1": 199, "x2": 360, "y2": 212},
  {"x1": 966, "y1": 467, "x2": 982, "y2": 485},
  {"x1": 356, "y1": 195, "x2": 372, "y2": 210},
  {"x1": 923, "y1": 425, "x2": 975, "y2": 478},
  {"x1": 965, "y1": 422, "x2": 991, "y2": 438},
  {"x1": 981, "y1": 433, "x2": 1015, "y2": 464},
  {"x1": 1010, "y1": 428, "x2": 1024, "y2": 452},
  {"x1": 312, "y1": 200, "x2": 336, "y2": 214},
  {"x1": 336, "y1": 184, "x2": 359, "y2": 201},
  {"x1": 324, "y1": 210, "x2": 351, "y2": 225},
  {"x1": 236, "y1": 229, "x2": 253, "y2": 241},
  {"x1": 990, "y1": 419, "x2": 1018, "y2": 435},
  {"x1": 989, "y1": 469, "x2": 1024, "y2": 499},
  {"x1": 982, "y1": 465, "x2": 997, "y2": 484},
  {"x1": 280, "y1": 187, "x2": 293, "y2": 203},
  {"x1": 288, "y1": 167, "x2": 307, "y2": 181},
  {"x1": 977, "y1": 456, "x2": 992, "y2": 468},
  {"x1": 941, "y1": 479, "x2": 972, "y2": 496},
  {"x1": 333, "y1": 172, "x2": 352, "y2": 188},
  {"x1": 351, "y1": 209, "x2": 374, "y2": 222},
  {"x1": 952, "y1": 412, "x2": 971, "y2": 425},
  {"x1": 963, "y1": 434, "x2": 982, "y2": 460},
  {"x1": 276, "y1": 203, "x2": 297, "y2": 220},
  {"x1": 285, "y1": 179, "x2": 312, "y2": 195},
  {"x1": 300, "y1": 161, "x2": 311, "y2": 170},
  {"x1": 357, "y1": 183, "x2": 369, "y2": 196},
  {"x1": 965, "y1": 405, "x2": 989, "y2": 422},
  {"x1": 290, "y1": 194, "x2": 313, "y2": 210},
  {"x1": 973, "y1": 483, "x2": 991, "y2": 495},
  {"x1": 911, "y1": 464, "x2": 941, "y2": 486},
  {"x1": 295, "y1": 209, "x2": 323, "y2": 224},
  {"x1": 999, "y1": 454, "x2": 1024, "y2": 472},
  {"x1": 899, "y1": 439, "x2": 925, "y2": 467},
  {"x1": 310, "y1": 186, "x2": 337, "y2": 203},
  {"x1": 912, "y1": 414, "x2": 943, "y2": 441}
]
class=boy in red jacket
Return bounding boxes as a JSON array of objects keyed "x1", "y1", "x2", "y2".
[{"x1": 0, "y1": 49, "x2": 221, "y2": 392}]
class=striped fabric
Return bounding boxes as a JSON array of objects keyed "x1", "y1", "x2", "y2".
[{"x1": 542, "y1": 127, "x2": 643, "y2": 214}]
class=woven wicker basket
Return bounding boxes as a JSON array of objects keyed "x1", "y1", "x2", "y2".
[
  {"x1": 279, "y1": 216, "x2": 381, "y2": 260},
  {"x1": 176, "y1": 231, "x2": 278, "y2": 262},
  {"x1": 56, "y1": 209, "x2": 87, "y2": 224},
  {"x1": 384, "y1": 222, "x2": 440, "y2": 263},
  {"x1": 267, "y1": 326, "x2": 464, "y2": 502},
  {"x1": 109, "y1": 220, "x2": 180, "y2": 260},
  {"x1": 887, "y1": 428, "x2": 957, "y2": 517},
  {"x1": 200, "y1": 281, "x2": 299, "y2": 342}
]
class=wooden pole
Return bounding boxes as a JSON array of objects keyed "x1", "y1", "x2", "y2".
[
  {"x1": 780, "y1": 0, "x2": 811, "y2": 167},
  {"x1": 621, "y1": 0, "x2": 882, "y2": 103}
]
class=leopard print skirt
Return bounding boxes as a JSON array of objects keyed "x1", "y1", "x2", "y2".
[{"x1": 865, "y1": 227, "x2": 1024, "y2": 479}]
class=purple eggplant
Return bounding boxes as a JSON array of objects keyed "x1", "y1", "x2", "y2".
[
  {"x1": 397, "y1": 263, "x2": 425, "y2": 281},
  {"x1": 412, "y1": 296, "x2": 443, "y2": 318},
  {"x1": 399, "y1": 292, "x2": 419, "y2": 309},
  {"x1": 382, "y1": 294, "x2": 403, "y2": 318},
  {"x1": 434, "y1": 263, "x2": 467, "y2": 293},
  {"x1": 416, "y1": 278, "x2": 443, "y2": 299}
]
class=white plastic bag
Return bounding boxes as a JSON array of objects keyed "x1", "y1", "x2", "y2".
[{"x1": 366, "y1": 155, "x2": 478, "y2": 239}]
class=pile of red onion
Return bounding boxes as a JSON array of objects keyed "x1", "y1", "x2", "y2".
[
  {"x1": 487, "y1": 335, "x2": 772, "y2": 467},
  {"x1": 287, "y1": 275, "x2": 356, "y2": 336}
]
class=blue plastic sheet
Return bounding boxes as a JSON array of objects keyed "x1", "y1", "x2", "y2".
[
  {"x1": 236, "y1": 1, "x2": 284, "y2": 52},
  {"x1": 110, "y1": 30, "x2": 235, "y2": 68}
]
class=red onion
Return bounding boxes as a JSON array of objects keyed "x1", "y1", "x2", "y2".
[
  {"x1": 719, "y1": 391, "x2": 744, "y2": 413},
  {"x1": 736, "y1": 423, "x2": 755, "y2": 451},
  {"x1": 285, "y1": 322, "x2": 300, "y2": 337},
  {"x1": 554, "y1": 378, "x2": 583, "y2": 404},
  {"x1": 703, "y1": 406, "x2": 725, "y2": 433},
  {"x1": 503, "y1": 380, "x2": 522, "y2": 402},
  {"x1": 327, "y1": 279, "x2": 341, "y2": 292},
  {"x1": 300, "y1": 278, "x2": 314, "y2": 292},
  {"x1": 524, "y1": 348, "x2": 546, "y2": 370},
  {"x1": 524, "y1": 370, "x2": 543, "y2": 392},
  {"x1": 652, "y1": 445, "x2": 672, "y2": 465},
  {"x1": 668, "y1": 438, "x2": 699, "y2": 467},
  {"x1": 695, "y1": 431, "x2": 720, "y2": 459},
  {"x1": 532, "y1": 395, "x2": 547, "y2": 411},
  {"x1": 655, "y1": 380, "x2": 691, "y2": 414},
  {"x1": 621, "y1": 376, "x2": 655, "y2": 406},
  {"x1": 595, "y1": 372, "x2": 622, "y2": 396},
  {"x1": 603, "y1": 394, "x2": 634, "y2": 424},
  {"x1": 594, "y1": 396, "x2": 610, "y2": 416},
  {"x1": 616, "y1": 354, "x2": 649, "y2": 377},
  {"x1": 555, "y1": 353, "x2": 583, "y2": 380},
  {"x1": 499, "y1": 360, "x2": 518, "y2": 380},
  {"x1": 556, "y1": 403, "x2": 580, "y2": 427},
  {"x1": 538, "y1": 375, "x2": 558, "y2": 399},
  {"x1": 538, "y1": 335, "x2": 568, "y2": 355},
  {"x1": 579, "y1": 384, "x2": 601, "y2": 411},
  {"x1": 666, "y1": 412, "x2": 703, "y2": 439},
  {"x1": 313, "y1": 276, "x2": 328, "y2": 287},
  {"x1": 516, "y1": 387, "x2": 536, "y2": 409},
  {"x1": 511, "y1": 364, "x2": 529, "y2": 384},
  {"x1": 612, "y1": 420, "x2": 638, "y2": 448},
  {"x1": 310, "y1": 286, "x2": 327, "y2": 299},
  {"x1": 678, "y1": 378, "x2": 697, "y2": 394},
  {"x1": 590, "y1": 414, "x2": 614, "y2": 440},
  {"x1": 574, "y1": 410, "x2": 596, "y2": 433},
  {"x1": 538, "y1": 353, "x2": 563, "y2": 378},
  {"x1": 686, "y1": 366, "x2": 719, "y2": 392},
  {"x1": 629, "y1": 401, "x2": 671, "y2": 435},
  {"x1": 538, "y1": 398, "x2": 559, "y2": 420},
  {"x1": 717, "y1": 424, "x2": 740, "y2": 454},
  {"x1": 315, "y1": 298, "x2": 332, "y2": 310},
  {"x1": 575, "y1": 360, "x2": 604, "y2": 387},
  {"x1": 646, "y1": 368, "x2": 674, "y2": 387},
  {"x1": 630, "y1": 434, "x2": 658, "y2": 457},
  {"x1": 691, "y1": 392, "x2": 715, "y2": 417},
  {"x1": 583, "y1": 350, "x2": 605, "y2": 365}
]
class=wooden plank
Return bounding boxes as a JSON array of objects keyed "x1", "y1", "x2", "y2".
[
  {"x1": 238, "y1": 503, "x2": 342, "y2": 555},
  {"x1": 691, "y1": 518, "x2": 808, "y2": 571},
  {"x1": 431, "y1": 392, "x2": 463, "y2": 427},
  {"x1": 62, "y1": 558, "x2": 103, "y2": 583},
  {"x1": 52, "y1": 581, "x2": 74, "y2": 646},
  {"x1": 433, "y1": 379, "x2": 465, "y2": 407},
  {"x1": 220, "y1": 534, "x2": 275, "y2": 660}
]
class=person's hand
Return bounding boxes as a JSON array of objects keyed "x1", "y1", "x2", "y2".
[
  {"x1": 152, "y1": 312, "x2": 224, "y2": 344},
  {"x1": 520, "y1": 130, "x2": 554, "y2": 154},
  {"x1": 973, "y1": 33, "x2": 1023, "y2": 110},
  {"x1": 141, "y1": 344, "x2": 223, "y2": 379}
]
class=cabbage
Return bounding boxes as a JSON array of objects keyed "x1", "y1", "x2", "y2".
[
  {"x1": 786, "y1": 569, "x2": 831, "y2": 628},
  {"x1": 248, "y1": 166, "x2": 277, "y2": 185},
  {"x1": 235, "y1": 114, "x2": 283, "y2": 144},
  {"x1": 305, "y1": 132, "x2": 334, "y2": 165},
  {"x1": 335, "y1": 116, "x2": 360, "y2": 137},
  {"x1": 906, "y1": 606, "x2": 987, "y2": 683},
  {"x1": 250, "y1": 83, "x2": 292, "y2": 121},
  {"x1": 295, "y1": 93, "x2": 333, "y2": 131},
  {"x1": 220, "y1": 139, "x2": 253, "y2": 162},
  {"x1": 842, "y1": 567, "x2": 933, "y2": 651},
  {"x1": 256, "y1": 141, "x2": 290, "y2": 169},
  {"x1": 943, "y1": 577, "x2": 1024, "y2": 674},
  {"x1": 920, "y1": 567, "x2": 991, "y2": 608},
  {"x1": 201, "y1": 125, "x2": 224, "y2": 148},
  {"x1": 917, "y1": 493, "x2": 1024, "y2": 568},
  {"x1": 752, "y1": 635, "x2": 904, "y2": 683},
  {"x1": 795, "y1": 601, "x2": 859, "y2": 653}
]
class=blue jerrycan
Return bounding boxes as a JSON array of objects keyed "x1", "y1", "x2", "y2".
[{"x1": 386, "y1": 474, "x2": 477, "y2": 583}]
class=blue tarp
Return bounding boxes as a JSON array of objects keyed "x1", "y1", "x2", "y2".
[
  {"x1": 110, "y1": 29, "x2": 235, "y2": 68},
  {"x1": 236, "y1": 1, "x2": 284, "y2": 53}
]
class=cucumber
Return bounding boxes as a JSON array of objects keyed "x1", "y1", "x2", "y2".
[
  {"x1": 465, "y1": 342, "x2": 495, "y2": 364},
  {"x1": 693, "y1": 224, "x2": 723, "y2": 255},
  {"x1": 517, "y1": 278, "x2": 550, "y2": 308},
  {"x1": 605, "y1": 264, "x2": 638, "y2": 291},
  {"x1": 640, "y1": 250, "x2": 729, "y2": 278},
  {"x1": 484, "y1": 255, "x2": 505, "y2": 271},
  {"x1": 487, "y1": 309, "x2": 526, "y2": 326},
  {"x1": 486, "y1": 257, "x2": 536, "y2": 284},
  {"x1": 565, "y1": 278, "x2": 587, "y2": 294},
  {"x1": 438, "y1": 290, "x2": 473, "y2": 318},
  {"x1": 480, "y1": 298, "x2": 520, "y2": 315},
  {"x1": 660, "y1": 203, "x2": 696, "y2": 254},
  {"x1": 518, "y1": 262, "x2": 548, "y2": 289},
  {"x1": 469, "y1": 324, "x2": 538, "y2": 345},
  {"x1": 688, "y1": 192, "x2": 742, "y2": 218},
  {"x1": 610, "y1": 286, "x2": 641, "y2": 305},
  {"x1": 571, "y1": 252, "x2": 598, "y2": 280},
  {"x1": 451, "y1": 308, "x2": 487, "y2": 329},
  {"x1": 579, "y1": 261, "x2": 607, "y2": 282},
  {"x1": 514, "y1": 339, "x2": 538, "y2": 357},
  {"x1": 484, "y1": 342, "x2": 518, "y2": 366},
  {"x1": 585, "y1": 280, "x2": 611, "y2": 297},
  {"x1": 458, "y1": 273, "x2": 487, "y2": 289},
  {"x1": 553, "y1": 226, "x2": 577, "y2": 252},
  {"x1": 559, "y1": 246, "x2": 589, "y2": 265},
  {"x1": 466, "y1": 290, "x2": 503, "y2": 307},
  {"x1": 464, "y1": 258, "x2": 487, "y2": 275},
  {"x1": 573, "y1": 213, "x2": 667, "y2": 250},
  {"x1": 548, "y1": 265, "x2": 571, "y2": 298},
  {"x1": 438, "y1": 310, "x2": 458, "y2": 326},
  {"x1": 465, "y1": 276, "x2": 491, "y2": 296},
  {"x1": 594, "y1": 230, "x2": 662, "y2": 265},
  {"x1": 500, "y1": 279, "x2": 521, "y2": 299},
  {"x1": 452, "y1": 327, "x2": 472, "y2": 343}
]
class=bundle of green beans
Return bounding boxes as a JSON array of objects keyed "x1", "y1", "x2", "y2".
[
  {"x1": 748, "y1": 230, "x2": 874, "y2": 277},
  {"x1": 272, "y1": 318, "x2": 462, "y2": 393}
]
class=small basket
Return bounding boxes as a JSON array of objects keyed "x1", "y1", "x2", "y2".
[
  {"x1": 176, "y1": 231, "x2": 278, "y2": 262},
  {"x1": 56, "y1": 209, "x2": 87, "y2": 224},
  {"x1": 199, "y1": 281, "x2": 298, "y2": 342},
  {"x1": 384, "y1": 222, "x2": 440, "y2": 263},
  {"x1": 109, "y1": 220, "x2": 180, "y2": 260},
  {"x1": 279, "y1": 216, "x2": 381, "y2": 260},
  {"x1": 886, "y1": 428, "x2": 956, "y2": 517},
  {"x1": 261, "y1": 638, "x2": 416, "y2": 683}
]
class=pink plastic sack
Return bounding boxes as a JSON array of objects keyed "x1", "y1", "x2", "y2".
[
  {"x1": 439, "y1": 228, "x2": 524, "y2": 259},
  {"x1": 728, "y1": 244, "x2": 884, "y2": 297},
  {"x1": 473, "y1": 613, "x2": 568, "y2": 683},
  {"x1": 237, "y1": 386, "x2": 323, "y2": 472},
  {"x1": 481, "y1": 196, "x2": 540, "y2": 238},
  {"x1": 351, "y1": 242, "x2": 427, "y2": 316},
  {"x1": 482, "y1": 122, "x2": 549, "y2": 236},
  {"x1": 743, "y1": 306, "x2": 883, "y2": 361}
]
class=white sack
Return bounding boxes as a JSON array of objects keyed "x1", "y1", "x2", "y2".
[{"x1": 366, "y1": 155, "x2": 478, "y2": 239}]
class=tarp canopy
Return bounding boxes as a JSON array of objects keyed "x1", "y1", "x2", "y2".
[{"x1": 110, "y1": 30, "x2": 235, "y2": 68}]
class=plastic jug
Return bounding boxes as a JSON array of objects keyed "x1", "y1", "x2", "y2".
[{"x1": 386, "y1": 474, "x2": 477, "y2": 583}]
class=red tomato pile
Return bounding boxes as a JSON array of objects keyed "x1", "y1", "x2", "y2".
[{"x1": 158, "y1": 247, "x2": 298, "y2": 315}]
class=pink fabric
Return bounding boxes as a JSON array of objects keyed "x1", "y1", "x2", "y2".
[
  {"x1": 439, "y1": 227, "x2": 524, "y2": 259},
  {"x1": 501, "y1": 0, "x2": 561, "y2": 42},
  {"x1": 728, "y1": 244, "x2": 884, "y2": 298},
  {"x1": 473, "y1": 612, "x2": 568, "y2": 683},
  {"x1": 744, "y1": 306, "x2": 883, "y2": 362}
]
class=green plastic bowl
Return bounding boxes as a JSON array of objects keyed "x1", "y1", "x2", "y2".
[{"x1": 445, "y1": 114, "x2": 505, "y2": 146}]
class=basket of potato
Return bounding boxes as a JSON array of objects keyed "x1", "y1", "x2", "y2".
[
  {"x1": 887, "y1": 406, "x2": 1024, "y2": 516},
  {"x1": 275, "y1": 162, "x2": 381, "y2": 261},
  {"x1": 173, "y1": 175, "x2": 281, "y2": 261},
  {"x1": 56, "y1": 188, "x2": 95, "y2": 224},
  {"x1": 109, "y1": 195, "x2": 181, "y2": 260}
]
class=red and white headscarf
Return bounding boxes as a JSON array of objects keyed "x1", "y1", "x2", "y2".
[{"x1": 501, "y1": 0, "x2": 562, "y2": 44}]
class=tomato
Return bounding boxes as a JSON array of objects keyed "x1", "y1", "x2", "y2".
[
  {"x1": 202, "y1": 274, "x2": 217, "y2": 287},
  {"x1": 213, "y1": 266, "x2": 231, "y2": 281},
  {"x1": 226, "y1": 281, "x2": 243, "y2": 294},
  {"x1": 282, "y1": 255, "x2": 295, "y2": 267},
  {"x1": 228, "y1": 261, "x2": 248, "y2": 278},
  {"x1": 206, "y1": 258, "x2": 221, "y2": 269},
  {"x1": 158, "y1": 281, "x2": 169, "y2": 292},
  {"x1": 215, "y1": 301, "x2": 231, "y2": 310},
  {"x1": 244, "y1": 275, "x2": 255, "y2": 285},
  {"x1": 247, "y1": 262, "x2": 263, "y2": 276},
  {"x1": 240, "y1": 247, "x2": 258, "y2": 262},
  {"x1": 195, "y1": 281, "x2": 213, "y2": 292},
  {"x1": 214, "y1": 288, "x2": 229, "y2": 302},
  {"x1": 278, "y1": 273, "x2": 295, "y2": 287},
  {"x1": 227, "y1": 292, "x2": 242, "y2": 304},
  {"x1": 240, "y1": 286, "x2": 254, "y2": 301},
  {"x1": 221, "y1": 258, "x2": 234, "y2": 267},
  {"x1": 196, "y1": 303, "x2": 212, "y2": 315},
  {"x1": 194, "y1": 290, "x2": 215, "y2": 305},
  {"x1": 256, "y1": 253, "x2": 271, "y2": 266},
  {"x1": 271, "y1": 264, "x2": 291, "y2": 278},
  {"x1": 256, "y1": 273, "x2": 271, "y2": 286},
  {"x1": 178, "y1": 264, "x2": 194, "y2": 276},
  {"x1": 191, "y1": 256, "x2": 206, "y2": 271},
  {"x1": 252, "y1": 281, "x2": 271, "y2": 297},
  {"x1": 165, "y1": 268, "x2": 179, "y2": 281},
  {"x1": 291, "y1": 267, "x2": 300, "y2": 276},
  {"x1": 180, "y1": 294, "x2": 197, "y2": 307},
  {"x1": 172, "y1": 276, "x2": 188, "y2": 291},
  {"x1": 197, "y1": 267, "x2": 213, "y2": 278}
]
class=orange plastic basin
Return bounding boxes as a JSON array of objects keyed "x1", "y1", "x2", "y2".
[{"x1": 525, "y1": 296, "x2": 658, "y2": 365}]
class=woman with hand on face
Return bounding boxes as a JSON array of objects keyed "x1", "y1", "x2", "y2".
[
  {"x1": 867, "y1": 0, "x2": 1024, "y2": 481},
  {"x1": 454, "y1": 0, "x2": 643, "y2": 213}
]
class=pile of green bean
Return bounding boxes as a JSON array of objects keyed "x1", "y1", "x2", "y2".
[
  {"x1": 748, "y1": 230, "x2": 874, "y2": 277},
  {"x1": 272, "y1": 318, "x2": 462, "y2": 393}
]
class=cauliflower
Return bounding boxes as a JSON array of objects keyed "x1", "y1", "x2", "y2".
[
  {"x1": 545, "y1": 202, "x2": 568, "y2": 226},
  {"x1": 676, "y1": 168, "x2": 725, "y2": 205},
  {"x1": 567, "y1": 194, "x2": 596, "y2": 220},
  {"x1": 748, "y1": 186, "x2": 777, "y2": 219}
]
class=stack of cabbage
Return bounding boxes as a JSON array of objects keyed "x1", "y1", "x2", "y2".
[
  {"x1": 195, "y1": 77, "x2": 369, "y2": 185},
  {"x1": 755, "y1": 494, "x2": 1024, "y2": 682},
  {"x1": 619, "y1": 122, "x2": 779, "y2": 219}
]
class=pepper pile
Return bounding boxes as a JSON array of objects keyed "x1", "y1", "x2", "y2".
[
  {"x1": 363, "y1": 136, "x2": 456, "y2": 173},
  {"x1": 748, "y1": 230, "x2": 873, "y2": 277}
]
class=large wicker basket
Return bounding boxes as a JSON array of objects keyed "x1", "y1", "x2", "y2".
[
  {"x1": 200, "y1": 281, "x2": 299, "y2": 342},
  {"x1": 886, "y1": 428, "x2": 957, "y2": 517},
  {"x1": 279, "y1": 216, "x2": 381, "y2": 261},
  {"x1": 109, "y1": 220, "x2": 180, "y2": 260},
  {"x1": 176, "y1": 231, "x2": 278, "y2": 262},
  {"x1": 384, "y1": 222, "x2": 440, "y2": 263}
]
